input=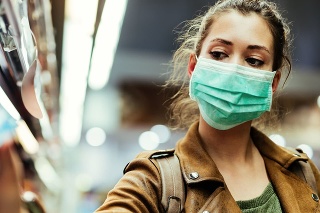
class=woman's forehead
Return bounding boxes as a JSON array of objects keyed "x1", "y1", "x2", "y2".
[{"x1": 204, "y1": 11, "x2": 274, "y2": 53}]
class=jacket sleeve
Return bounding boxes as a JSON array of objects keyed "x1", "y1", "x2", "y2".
[{"x1": 94, "y1": 153, "x2": 163, "y2": 213}]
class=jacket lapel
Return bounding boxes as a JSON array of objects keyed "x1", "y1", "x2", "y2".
[
  {"x1": 252, "y1": 127, "x2": 320, "y2": 212},
  {"x1": 264, "y1": 157, "x2": 320, "y2": 212},
  {"x1": 198, "y1": 187, "x2": 242, "y2": 213}
]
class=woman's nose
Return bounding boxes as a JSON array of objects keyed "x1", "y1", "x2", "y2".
[{"x1": 229, "y1": 55, "x2": 244, "y2": 66}]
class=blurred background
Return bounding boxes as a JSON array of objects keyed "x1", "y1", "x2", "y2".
[{"x1": 0, "y1": 0, "x2": 320, "y2": 212}]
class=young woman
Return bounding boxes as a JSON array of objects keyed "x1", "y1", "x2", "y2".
[{"x1": 95, "y1": 0, "x2": 320, "y2": 212}]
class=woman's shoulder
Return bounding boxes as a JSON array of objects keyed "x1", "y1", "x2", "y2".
[
  {"x1": 95, "y1": 149, "x2": 177, "y2": 212},
  {"x1": 134, "y1": 148, "x2": 175, "y2": 159},
  {"x1": 124, "y1": 148, "x2": 175, "y2": 173}
]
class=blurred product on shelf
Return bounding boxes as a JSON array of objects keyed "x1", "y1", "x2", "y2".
[
  {"x1": 0, "y1": 0, "x2": 61, "y2": 212},
  {"x1": 0, "y1": 141, "x2": 23, "y2": 213}
]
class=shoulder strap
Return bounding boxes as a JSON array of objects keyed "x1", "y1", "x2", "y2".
[
  {"x1": 287, "y1": 147, "x2": 318, "y2": 195},
  {"x1": 155, "y1": 154, "x2": 185, "y2": 213}
]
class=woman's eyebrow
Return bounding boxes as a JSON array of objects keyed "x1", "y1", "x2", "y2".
[
  {"x1": 210, "y1": 38, "x2": 271, "y2": 55},
  {"x1": 247, "y1": 45, "x2": 271, "y2": 54},
  {"x1": 210, "y1": 38, "x2": 233, "y2": 46}
]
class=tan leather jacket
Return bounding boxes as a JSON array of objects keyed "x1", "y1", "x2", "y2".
[{"x1": 95, "y1": 122, "x2": 320, "y2": 213}]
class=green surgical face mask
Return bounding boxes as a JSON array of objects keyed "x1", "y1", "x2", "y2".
[{"x1": 189, "y1": 57, "x2": 276, "y2": 130}]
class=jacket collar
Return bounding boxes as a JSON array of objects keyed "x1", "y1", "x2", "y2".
[
  {"x1": 175, "y1": 122, "x2": 308, "y2": 185},
  {"x1": 176, "y1": 122, "x2": 225, "y2": 185},
  {"x1": 250, "y1": 127, "x2": 308, "y2": 168}
]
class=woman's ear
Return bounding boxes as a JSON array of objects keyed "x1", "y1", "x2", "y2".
[
  {"x1": 188, "y1": 54, "x2": 197, "y2": 77},
  {"x1": 272, "y1": 71, "x2": 281, "y2": 93}
]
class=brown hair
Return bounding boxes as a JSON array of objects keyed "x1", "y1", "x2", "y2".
[{"x1": 164, "y1": 0, "x2": 292, "y2": 130}]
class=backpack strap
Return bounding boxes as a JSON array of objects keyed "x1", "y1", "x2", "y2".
[
  {"x1": 287, "y1": 147, "x2": 318, "y2": 195},
  {"x1": 153, "y1": 152, "x2": 185, "y2": 213}
]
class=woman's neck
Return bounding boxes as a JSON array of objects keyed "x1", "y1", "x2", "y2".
[{"x1": 198, "y1": 116, "x2": 255, "y2": 166}]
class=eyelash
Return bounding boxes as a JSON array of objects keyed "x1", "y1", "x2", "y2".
[
  {"x1": 210, "y1": 51, "x2": 227, "y2": 60},
  {"x1": 209, "y1": 51, "x2": 265, "y2": 67},
  {"x1": 246, "y1": 58, "x2": 264, "y2": 67}
]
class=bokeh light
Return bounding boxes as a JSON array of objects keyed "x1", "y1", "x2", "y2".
[
  {"x1": 139, "y1": 131, "x2": 160, "y2": 150},
  {"x1": 297, "y1": 144, "x2": 314, "y2": 159},
  {"x1": 86, "y1": 127, "x2": 106, "y2": 147},
  {"x1": 269, "y1": 134, "x2": 286, "y2": 147},
  {"x1": 150, "y1": 124, "x2": 171, "y2": 143}
]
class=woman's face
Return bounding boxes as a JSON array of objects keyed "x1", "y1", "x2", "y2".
[{"x1": 199, "y1": 10, "x2": 275, "y2": 71}]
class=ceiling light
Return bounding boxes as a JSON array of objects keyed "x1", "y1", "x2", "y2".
[
  {"x1": 59, "y1": 0, "x2": 99, "y2": 147},
  {"x1": 88, "y1": 0, "x2": 128, "y2": 90}
]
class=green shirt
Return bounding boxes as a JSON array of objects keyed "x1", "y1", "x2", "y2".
[{"x1": 236, "y1": 183, "x2": 282, "y2": 213}]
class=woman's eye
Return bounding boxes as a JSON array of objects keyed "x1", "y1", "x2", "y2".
[
  {"x1": 210, "y1": 51, "x2": 228, "y2": 60},
  {"x1": 246, "y1": 58, "x2": 264, "y2": 67}
]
